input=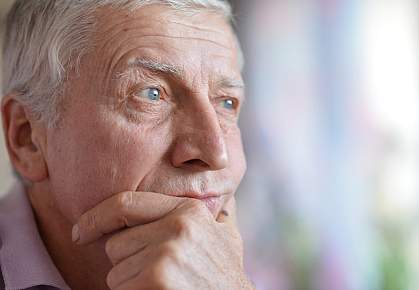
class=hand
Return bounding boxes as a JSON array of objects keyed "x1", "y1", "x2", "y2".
[{"x1": 72, "y1": 191, "x2": 255, "y2": 290}]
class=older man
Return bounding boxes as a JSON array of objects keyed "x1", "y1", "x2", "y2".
[{"x1": 0, "y1": 0, "x2": 253, "y2": 289}]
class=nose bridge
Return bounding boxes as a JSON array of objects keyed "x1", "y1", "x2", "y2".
[
  {"x1": 194, "y1": 106, "x2": 226, "y2": 151},
  {"x1": 172, "y1": 98, "x2": 228, "y2": 170}
]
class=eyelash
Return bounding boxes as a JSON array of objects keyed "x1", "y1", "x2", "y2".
[{"x1": 129, "y1": 84, "x2": 167, "y2": 101}]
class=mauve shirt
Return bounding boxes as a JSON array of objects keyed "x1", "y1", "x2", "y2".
[{"x1": 0, "y1": 182, "x2": 70, "y2": 290}]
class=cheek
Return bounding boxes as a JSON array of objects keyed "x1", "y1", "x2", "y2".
[{"x1": 46, "y1": 115, "x2": 169, "y2": 223}]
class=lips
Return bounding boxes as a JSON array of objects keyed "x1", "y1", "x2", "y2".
[
  {"x1": 175, "y1": 192, "x2": 226, "y2": 216},
  {"x1": 177, "y1": 192, "x2": 222, "y2": 199},
  {"x1": 136, "y1": 181, "x2": 230, "y2": 216}
]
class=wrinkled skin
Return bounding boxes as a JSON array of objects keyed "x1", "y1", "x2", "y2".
[{"x1": 2, "y1": 4, "x2": 253, "y2": 290}]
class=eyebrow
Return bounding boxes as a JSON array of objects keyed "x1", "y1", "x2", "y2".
[
  {"x1": 217, "y1": 78, "x2": 245, "y2": 90},
  {"x1": 127, "y1": 58, "x2": 183, "y2": 78},
  {"x1": 123, "y1": 57, "x2": 245, "y2": 90}
]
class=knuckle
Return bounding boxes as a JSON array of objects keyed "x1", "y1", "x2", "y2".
[
  {"x1": 171, "y1": 215, "x2": 195, "y2": 238},
  {"x1": 84, "y1": 211, "x2": 99, "y2": 231},
  {"x1": 159, "y1": 241, "x2": 181, "y2": 261},
  {"x1": 116, "y1": 191, "x2": 134, "y2": 212},
  {"x1": 146, "y1": 259, "x2": 172, "y2": 289},
  {"x1": 115, "y1": 192, "x2": 134, "y2": 227}
]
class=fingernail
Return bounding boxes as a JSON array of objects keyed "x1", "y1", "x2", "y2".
[{"x1": 72, "y1": 225, "x2": 80, "y2": 242}]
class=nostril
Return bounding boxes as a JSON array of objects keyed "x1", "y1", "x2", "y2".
[{"x1": 184, "y1": 159, "x2": 209, "y2": 168}]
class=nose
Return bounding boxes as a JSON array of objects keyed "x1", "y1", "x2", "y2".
[{"x1": 171, "y1": 103, "x2": 229, "y2": 171}]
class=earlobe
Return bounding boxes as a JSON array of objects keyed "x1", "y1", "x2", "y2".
[{"x1": 1, "y1": 94, "x2": 49, "y2": 182}]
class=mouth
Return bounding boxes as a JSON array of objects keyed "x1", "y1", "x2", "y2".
[
  {"x1": 136, "y1": 180, "x2": 232, "y2": 216},
  {"x1": 174, "y1": 192, "x2": 227, "y2": 215}
]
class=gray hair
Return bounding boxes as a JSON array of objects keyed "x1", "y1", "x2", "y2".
[{"x1": 1, "y1": 0, "x2": 238, "y2": 127}]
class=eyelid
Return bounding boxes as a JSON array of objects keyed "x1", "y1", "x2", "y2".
[
  {"x1": 216, "y1": 86, "x2": 244, "y2": 102},
  {"x1": 131, "y1": 84, "x2": 169, "y2": 100},
  {"x1": 117, "y1": 69, "x2": 169, "y2": 94},
  {"x1": 135, "y1": 87, "x2": 160, "y2": 99}
]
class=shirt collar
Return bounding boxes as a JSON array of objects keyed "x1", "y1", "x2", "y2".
[{"x1": 0, "y1": 181, "x2": 70, "y2": 290}]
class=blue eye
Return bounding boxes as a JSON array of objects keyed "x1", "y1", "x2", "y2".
[
  {"x1": 222, "y1": 99, "x2": 235, "y2": 110},
  {"x1": 137, "y1": 87, "x2": 161, "y2": 101}
]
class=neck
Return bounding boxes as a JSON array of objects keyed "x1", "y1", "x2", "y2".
[{"x1": 27, "y1": 183, "x2": 112, "y2": 290}]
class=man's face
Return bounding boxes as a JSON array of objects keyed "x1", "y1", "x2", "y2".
[{"x1": 44, "y1": 5, "x2": 246, "y2": 223}]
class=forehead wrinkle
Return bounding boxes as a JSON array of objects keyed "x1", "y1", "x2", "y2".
[
  {"x1": 168, "y1": 19, "x2": 228, "y2": 34},
  {"x1": 97, "y1": 20, "x2": 170, "y2": 55},
  {"x1": 117, "y1": 33, "x2": 232, "y2": 50},
  {"x1": 96, "y1": 13, "x2": 232, "y2": 54},
  {"x1": 99, "y1": 32, "x2": 231, "y2": 74}
]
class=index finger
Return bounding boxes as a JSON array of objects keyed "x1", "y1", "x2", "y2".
[{"x1": 72, "y1": 191, "x2": 187, "y2": 245}]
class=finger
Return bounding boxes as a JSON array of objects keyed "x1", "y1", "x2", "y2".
[
  {"x1": 113, "y1": 263, "x2": 175, "y2": 290},
  {"x1": 216, "y1": 196, "x2": 238, "y2": 226},
  {"x1": 106, "y1": 198, "x2": 213, "y2": 265},
  {"x1": 105, "y1": 222, "x2": 160, "y2": 265},
  {"x1": 73, "y1": 191, "x2": 188, "y2": 245},
  {"x1": 106, "y1": 245, "x2": 152, "y2": 289},
  {"x1": 113, "y1": 272, "x2": 148, "y2": 290}
]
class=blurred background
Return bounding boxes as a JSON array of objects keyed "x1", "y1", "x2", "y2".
[{"x1": 1, "y1": 1, "x2": 419, "y2": 290}]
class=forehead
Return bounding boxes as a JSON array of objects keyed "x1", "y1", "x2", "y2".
[{"x1": 92, "y1": 5, "x2": 242, "y2": 81}]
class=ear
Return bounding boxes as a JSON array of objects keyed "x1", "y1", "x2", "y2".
[{"x1": 1, "y1": 93, "x2": 48, "y2": 182}]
